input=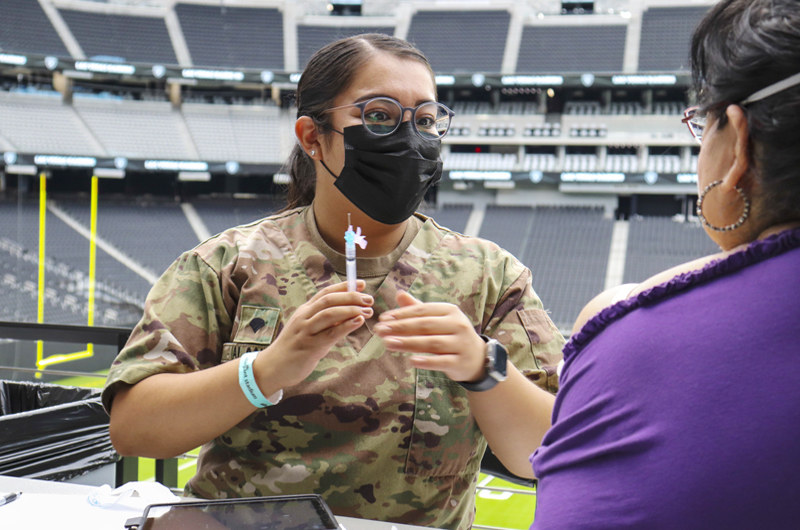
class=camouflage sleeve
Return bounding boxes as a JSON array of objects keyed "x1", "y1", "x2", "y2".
[
  {"x1": 101, "y1": 251, "x2": 235, "y2": 413},
  {"x1": 483, "y1": 263, "x2": 564, "y2": 394}
]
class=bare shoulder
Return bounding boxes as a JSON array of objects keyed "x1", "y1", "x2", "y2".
[
  {"x1": 571, "y1": 249, "x2": 729, "y2": 336},
  {"x1": 628, "y1": 250, "x2": 728, "y2": 298},
  {"x1": 571, "y1": 284, "x2": 637, "y2": 335}
]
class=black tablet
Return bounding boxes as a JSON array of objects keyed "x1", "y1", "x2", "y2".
[{"x1": 124, "y1": 494, "x2": 339, "y2": 530}]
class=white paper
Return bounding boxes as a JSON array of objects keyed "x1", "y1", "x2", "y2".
[{"x1": 0, "y1": 492, "x2": 141, "y2": 530}]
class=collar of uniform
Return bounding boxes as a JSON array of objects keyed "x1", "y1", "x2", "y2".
[{"x1": 303, "y1": 204, "x2": 423, "y2": 279}]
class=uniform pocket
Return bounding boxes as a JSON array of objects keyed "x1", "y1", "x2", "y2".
[
  {"x1": 405, "y1": 370, "x2": 483, "y2": 477},
  {"x1": 517, "y1": 308, "x2": 557, "y2": 345}
]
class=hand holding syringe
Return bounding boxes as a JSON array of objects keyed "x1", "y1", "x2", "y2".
[{"x1": 344, "y1": 213, "x2": 368, "y2": 292}]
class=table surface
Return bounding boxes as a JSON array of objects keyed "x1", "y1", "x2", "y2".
[{"x1": 0, "y1": 475, "x2": 431, "y2": 530}]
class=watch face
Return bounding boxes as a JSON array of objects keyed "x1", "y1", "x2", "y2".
[{"x1": 488, "y1": 339, "x2": 508, "y2": 381}]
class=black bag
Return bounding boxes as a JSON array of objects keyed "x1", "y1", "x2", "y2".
[
  {"x1": 480, "y1": 448, "x2": 537, "y2": 489},
  {"x1": 0, "y1": 380, "x2": 118, "y2": 480}
]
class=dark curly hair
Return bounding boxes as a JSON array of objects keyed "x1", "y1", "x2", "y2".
[{"x1": 691, "y1": 0, "x2": 800, "y2": 225}]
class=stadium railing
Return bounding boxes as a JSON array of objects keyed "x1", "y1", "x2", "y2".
[{"x1": 0, "y1": 321, "x2": 182, "y2": 488}]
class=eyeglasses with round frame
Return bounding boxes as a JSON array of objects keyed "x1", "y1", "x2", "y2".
[
  {"x1": 682, "y1": 70, "x2": 800, "y2": 144},
  {"x1": 323, "y1": 96, "x2": 455, "y2": 139}
]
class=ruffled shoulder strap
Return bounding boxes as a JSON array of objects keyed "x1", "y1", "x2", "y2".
[{"x1": 564, "y1": 227, "x2": 800, "y2": 360}]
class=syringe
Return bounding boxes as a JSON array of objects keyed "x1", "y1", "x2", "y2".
[{"x1": 343, "y1": 213, "x2": 367, "y2": 292}]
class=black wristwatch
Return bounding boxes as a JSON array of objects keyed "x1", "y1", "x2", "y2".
[{"x1": 458, "y1": 335, "x2": 508, "y2": 392}]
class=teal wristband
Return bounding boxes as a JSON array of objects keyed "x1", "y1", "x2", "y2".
[{"x1": 238, "y1": 351, "x2": 274, "y2": 408}]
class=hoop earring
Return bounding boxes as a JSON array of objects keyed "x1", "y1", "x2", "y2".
[{"x1": 696, "y1": 180, "x2": 750, "y2": 232}]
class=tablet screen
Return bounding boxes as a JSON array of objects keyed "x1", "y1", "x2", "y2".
[{"x1": 139, "y1": 495, "x2": 339, "y2": 530}]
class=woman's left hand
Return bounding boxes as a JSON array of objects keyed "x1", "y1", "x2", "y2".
[{"x1": 374, "y1": 291, "x2": 487, "y2": 383}]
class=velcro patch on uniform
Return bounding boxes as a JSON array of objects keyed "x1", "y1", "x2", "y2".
[
  {"x1": 233, "y1": 305, "x2": 281, "y2": 345},
  {"x1": 221, "y1": 342, "x2": 264, "y2": 362},
  {"x1": 517, "y1": 309, "x2": 556, "y2": 344}
]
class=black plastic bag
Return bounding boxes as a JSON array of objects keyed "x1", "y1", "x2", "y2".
[
  {"x1": 481, "y1": 447, "x2": 537, "y2": 489},
  {"x1": 0, "y1": 380, "x2": 119, "y2": 481}
]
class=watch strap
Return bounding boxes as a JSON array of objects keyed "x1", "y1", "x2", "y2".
[{"x1": 457, "y1": 335, "x2": 507, "y2": 393}]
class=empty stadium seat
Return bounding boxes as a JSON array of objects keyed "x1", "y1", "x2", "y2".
[
  {"x1": 183, "y1": 103, "x2": 283, "y2": 163},
  {"x1": 517, "y1": 25, "x2": 626, "y2": 73},
  {"x1": 406, "y1": 10, "x2": 510, "y2": 73},
  {"x1": 605, "y1": 154, "x2": 639, "y2": 173},
  {"x1": 624, "y1": 217, "x2": 719, "y2": 283},
  {"x1": 638, "y1": 6, "x2": 711, "y2": 71},
  {"x1": 647, "y1": 155, "x2": 682, "y2": 174},
  {"x1": 175, "y1": 4, "x2": 284, "y2": 69},
  {"x1": 74, "y1": 99, "x2": 196, "y2": 160},
  {"x1": 297, "y1": 26, "x2": 395, "y2": 70},
  {"x1": 443, "y1": 153, "x2": 517, "y2": 171},
  {"x1": 522, "y1": 154, "x2": 558, "y2": 172},
  {"x1": 0, "y1": 92, "x2": 105, "y2": 156},
  {"x1": 0, "y1": 0, "x2": 69, "y2": 57},
  {"x1": 478, "y1": 206, "x2": 613, "y2": 330},
  {"x1": 59, "y1": 9, "x2": 178, "y2": 65}
]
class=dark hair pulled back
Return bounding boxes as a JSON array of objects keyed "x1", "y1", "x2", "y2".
[
  {"x1": 282, "y1": 34, "x2": 435, "y2": 210},
  {"x1": 691, "y1": 0, "x2": 800, "y2": 224}
]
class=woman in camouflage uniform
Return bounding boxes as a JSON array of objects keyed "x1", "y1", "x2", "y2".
[{"x1": 104, "y1": 34, "x2": 563, "y2": 530}]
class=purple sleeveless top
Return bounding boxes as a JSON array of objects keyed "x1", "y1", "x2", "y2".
[{"x1": 531, "y1": 228, "x2": 800, "y2": 530}]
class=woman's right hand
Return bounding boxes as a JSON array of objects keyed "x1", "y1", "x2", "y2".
[{"x1": 255, "y1": 280, "x2": 373, "y2": 389}]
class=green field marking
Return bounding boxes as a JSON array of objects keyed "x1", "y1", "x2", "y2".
[
  {"x1": 136, "y1": 448, "x2": 201, "y2": 488},
  {"x1": 474, "y1": 474, "x2": 537, "y2": 529},
  {"x1": 50, "y1": 369, "x2": 109, "y2": 389}
]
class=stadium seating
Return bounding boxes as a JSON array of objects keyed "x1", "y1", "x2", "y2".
[
  {"x1": 652, "y1": 101, "x2": 684, "y2": 115},
  {"x1": 605, "y1": 154, "x2": 638, "y2": 173},
  {"x1": 478, "y1": 206, "x2": 613, "y2": 330},
  {"x1": 406, "y1": 10, "x2": 510, "y2": 73},
  {"x1": 0, "y1": 0, "x2": 69, "y2": 57},
  {"x1": 175, "y1": 4, "x2": 284, "y2": 69},
  {"x1": 517, "y1": 25, "x2": 626, "y2": 73},
  {"x1": 191, "y1": 197, "x2": 284, "y2": 237},
  {"x1": 522, "y1": 153, "x2": 558, "y2": 172},
  {"x1": 0, "y1": 92, "x2": 104, "y2": 156},
  {"x1": 478, "y1": 123, "x2": 516, "y2": 137},
  {"x1": 227, "y1": 106, "x2": 285, "y2": 163},
  {"x1": 56, "y1": 200, "x2": 199, "y2": 279},
  {"x1": 624, "y1": 216, "x2": 719, "y2": 283},
  {"x1": 73, "y1": 98, "x2": 196, "y2": 160},
  {"x1": 567, "y1": 123, "x2": 607, "y2": 138},
  {"x1": 563, "y1": 154, "x2": 599, "y2": 172},
  {"x1": 564, "y1": 101, "x2": 602, "y2": 116},
  {"x1": 182, "y1": 102, "x2": 283, "y2": 163},
  {"x1": 522, "y1": 122, "x2": 561, "y2": 138},
  {"x1": 443, "y1": 153, "x2": 517, "y2": 171},
  {"x1": 451, "y1": 101, "x2": 494, "y2": 115},
  {"x1": 647, "y1": 154, "x2": 682, "y2": 174},
  {"x1": 297, "y1": 26, "x2": 396, "y2": 69},
  {"x1": 0, "y1": 201, "x2": 147, "y2": 326},
  {"x1": 181, "y1": 103, "x2": 240, "y2": 161},
  {"x1": 497, "y1": 102, "x2": 541, "y2": 115},
  {"x1": 418, "y1": 204, "x2": 472, "y2": 235},
  {"x1": 58, "y1": 9, "x2": 178, "y2": 65},
  {"x1": 638, "y1": 6, "x2": 711, "y2": 72}
]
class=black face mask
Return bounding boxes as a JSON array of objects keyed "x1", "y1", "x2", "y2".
[{"x1": 320, "y1": 122, "x2": 443, "y2": 225}]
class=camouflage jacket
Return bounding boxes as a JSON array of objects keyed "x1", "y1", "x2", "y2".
[{"x1": 103, "y1": 206, "x2": 564, "y2": 530}]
